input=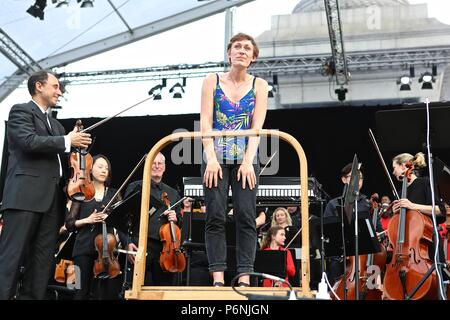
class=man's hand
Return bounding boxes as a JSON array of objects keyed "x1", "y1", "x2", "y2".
[
  {"x1": 68, "y1": 126, "x2": 92, "y2": 149},
  {"x1": 164, "y1": 210, "x2": 177, "y2": 223},
  {"x1": 127, "y1": 243, "x2": 138, "y2": 264}
]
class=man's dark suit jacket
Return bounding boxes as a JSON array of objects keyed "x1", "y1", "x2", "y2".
[{"x1": 1, "y1": 101, "x2": 67, "y2": 213}]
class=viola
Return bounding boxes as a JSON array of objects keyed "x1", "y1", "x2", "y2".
[
  {"x1": 383, "y1": 162, "x2": 437, "y2": 300},
  {"x1": 93, "y1": 219, "x2": 121, "y2": 279},
  {"x1": 67, "y1": 120, "x2": 95, "y2": 202},
  {"x1": 159, "y1": 192, "x2": 186, "y2": 273}
]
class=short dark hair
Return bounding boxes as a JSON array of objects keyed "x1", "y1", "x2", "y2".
[
  {"x1": 92, "y1": 154, "x2": 112, "y2": 187},
  {"x1": 341, "y1": 162, "x2": 364, "y2": 179},
  {"x1": 27, "y1": 70, "x2": 57, "y2": 96}
]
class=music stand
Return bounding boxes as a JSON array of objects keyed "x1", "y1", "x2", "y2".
[
  {"x1": 55, "y1": 232, "x2": 75, "y2": 261},
  {"x1": 344, "y1": 154, "x2": 364, "y2": 300},
  {"x1": 180, "y1": 212, "x2": 237, "y2": 285},
  {"x1": 254, "y1": 250, "x2": 287, "y2": 280},
  {"x1": 376, "y1": 106, "x2": 450, "y2": 152},
  {"x1": 316, "y1": 215, "x2": 380, "y2": 258},
  {"x1": 434, "y1": 157, "x2": 450, "y2": 205},
  {"x1": 106, "y1": 190, "x2": 164, "y2": 235}
]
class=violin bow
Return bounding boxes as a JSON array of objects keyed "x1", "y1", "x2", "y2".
[
  {"x1": 99, "y1": 153, "x2": 147, "y2": 219},
  {"x1": 260, "y1": 151, "x2": 277, "y2": 176},
  {"x1": 368, "y1": 129, "x2": 400, "y2": 200},
  {"x1": 285, "y1": 216, "x2": 313, "y2": 249},
  {"x1": 80, "y1": 89, "x2": 159, "y2": 133}
]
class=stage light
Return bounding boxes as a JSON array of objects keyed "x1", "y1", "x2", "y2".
[
  {"x1": 27, "y1": 0, "x2": 47, "y2": 20},
  {"x1": 335, "y1": 87, "x2": 347, "y2": 101},
  {"x1": 419, "y1": 72, "x2": 434, "y2": 90},
  {"x1": 52, "y1": 0, "x2": 69, "y2": 7},
  {"x1": 267, "y1": 82, "x2": 276, "y2": 98},
  {"x1": 169, "y1": 82, "x2": 185, "y2": 99},
  {"x1": 148, "y1": 84, "x2": 163, "y2": 100},
  {"x1": 397, "y1": 76, "x2": 411, "y2": 91},
  {"x1": 77, "y1": 0, "x2": 94, "y2": 8}
]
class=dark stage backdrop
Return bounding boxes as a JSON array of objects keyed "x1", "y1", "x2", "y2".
[{"x1": 56, "y1": 102, "x2": 450, "y2": 205}]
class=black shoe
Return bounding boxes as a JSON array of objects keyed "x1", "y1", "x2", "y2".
[
  {"x1": 238, "y1": 282, "x2": 250, "y2": 287},
  {"x1": 213, "y1": 282, "x2": 224, "y2": 287}
]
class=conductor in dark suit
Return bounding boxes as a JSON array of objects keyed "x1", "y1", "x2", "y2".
[{"x1": 0, "y1": 70, "x2": 92, "y2": 300}]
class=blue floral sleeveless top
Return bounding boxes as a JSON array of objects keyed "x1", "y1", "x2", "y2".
[{"x1": 212, "y1": 73, "x2": 256, "y2": 161}]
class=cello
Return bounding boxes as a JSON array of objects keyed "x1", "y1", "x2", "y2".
[
  {"x1": 383, "y1": 162, "x2": 437, "y2": 300},
  {"x1": 159, "y1": 192, "x2": 186, "y2": 273},
  {"x1": 333, "y1": 195, "x2": 386, "y2": 300}
]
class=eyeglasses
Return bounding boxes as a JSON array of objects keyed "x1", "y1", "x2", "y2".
[{"x1": 152, "y1": 161, "x2": 165, "y2": 166}]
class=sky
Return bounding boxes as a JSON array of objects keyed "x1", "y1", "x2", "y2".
[{"x1": 0, "y1": 0, "x2": 449, "y2": 160}]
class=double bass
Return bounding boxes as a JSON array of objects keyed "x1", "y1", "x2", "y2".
[
  {"x1": 159, "y1": 192, "x2": 186, "y2": 273},
  {"x1": 383, "y1": 162, "x2": 437, "y2": 300}
]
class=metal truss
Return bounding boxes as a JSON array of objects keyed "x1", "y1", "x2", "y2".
[
  {"x1": 324, "y1": 0, "x2": 348, "y2": 86},
  {"x1": 0, "y1": 28, "x2": 41, "y2": 75},
  {"x1": 57, "y1": 46, "x2": 450, "y2": 85}
]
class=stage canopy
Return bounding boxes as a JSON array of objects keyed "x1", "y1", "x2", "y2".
[{"x1": 0, "y1": 0, "x2": 254, "y2": 102}]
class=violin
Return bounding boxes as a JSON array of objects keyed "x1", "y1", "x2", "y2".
[
  {"x1": 67, "y1": 120, "x2": 95, "y2": 202},
  {"x1": 159, "y1": 192, "x2": 186, "y2": 273},
  {"x1": 55, "y1": 259, "x2": 75, "y2": 284},
  {"x1": 54, "y1": 232, "x2": 76, "y2": 285},
  {"x1": 383, "y1": 162, "x2": 437, "y2": 300},
  {"x1": 93, "y1": 218, "x2": 121, "y2": 279},
  {"x1": 333, "y1": 195, "x2": 386, "y2": 300}
]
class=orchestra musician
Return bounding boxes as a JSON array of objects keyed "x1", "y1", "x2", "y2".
[
  {"x1": 0, "y1": 71, "x2": 91, "y2": 300},
  {"x1": 391, "y1": 153, "x2": 446, "y2": 259},
  {"x1": 124, "y1": 152, "x2": 182, "y2": 286},
  {"x1": 323, "y1": 162, "x2": 383, "y2": 286},
  {"x1": 65, "y1": 154, "x2": 122, "y2": 299},
  {"x1": 200, "y1": 32, "x2": 268, "y2": 287},
  {"x1": 260, "y1": 226, "x2": 296, "y2": 287},
  {"x1": 270, "y1": 207, "x2": 299, "y2": 248}
]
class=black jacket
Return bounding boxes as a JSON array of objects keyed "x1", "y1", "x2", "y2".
[{"x1": 1, "y1": 101, "x2": 67, "y2": 213}]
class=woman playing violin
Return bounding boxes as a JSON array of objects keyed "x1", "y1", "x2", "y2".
[{"x1": 65, "y1": 154, "x2": 122, "y2": 299}]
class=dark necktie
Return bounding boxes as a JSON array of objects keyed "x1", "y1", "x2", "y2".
[{"x1": 45, "y1": 112, "x2": 54, "y2": 134}]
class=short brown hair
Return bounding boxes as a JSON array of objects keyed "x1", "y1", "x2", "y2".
[
  {"x1": 27, "y1": 70, "x2": 57, "y2": 96},
  {"x1": 227, "y1": 33, "x2": 259, "y2": 60}
]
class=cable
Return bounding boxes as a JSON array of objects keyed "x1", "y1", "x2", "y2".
[
  {"x1": 425, "y1": 98, "x2": 446, "y2": 300},
  {"x1": 323, "y1": 272, "x2": 340, "y2": 300}
]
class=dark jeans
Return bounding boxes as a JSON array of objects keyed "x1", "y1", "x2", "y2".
[{"x1": 201, "y1": 161, "x2": 260, "y2": 273}]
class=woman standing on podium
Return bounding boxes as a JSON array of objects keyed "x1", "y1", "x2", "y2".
[
  {"x1": 200, "y1": 32, "x2": 268, "y2": 287},
  {"x1": 65, "y1": 154, "x2": 122, "y2": 299}
]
